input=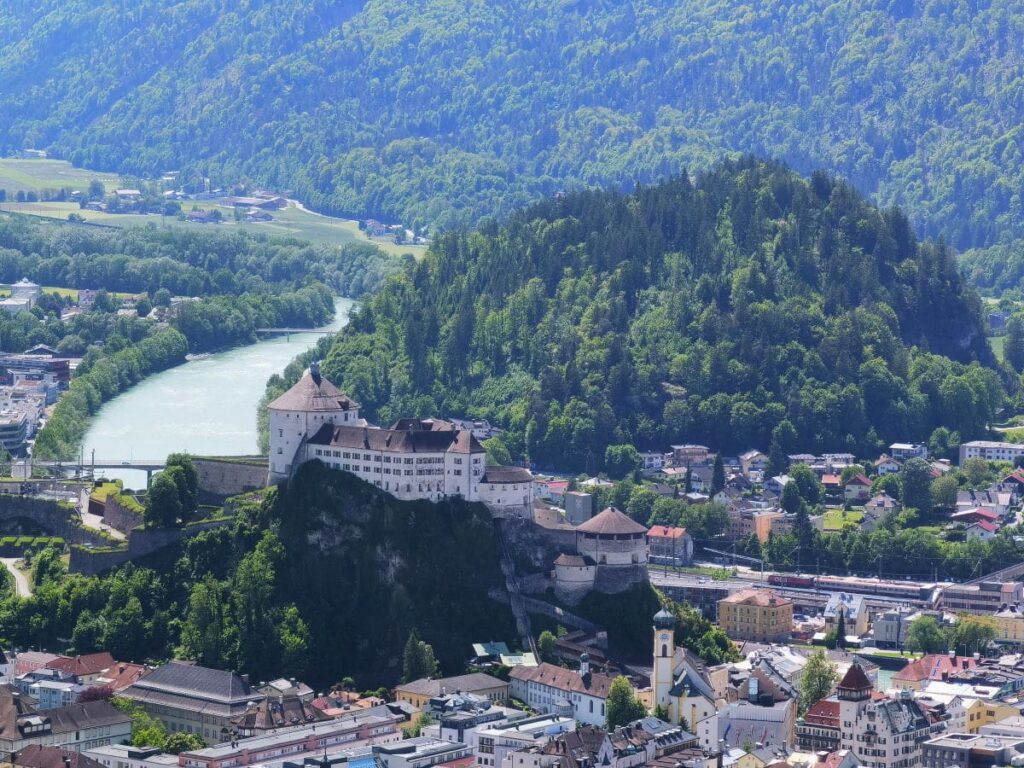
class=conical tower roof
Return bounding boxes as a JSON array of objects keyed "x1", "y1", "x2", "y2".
[{"x1": 268, "y1": 367, "x2": 360, "y2": 413}]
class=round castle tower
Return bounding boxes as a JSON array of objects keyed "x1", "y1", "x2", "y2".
[{"x1": 267, "y1": 362, "x2": 361, "y2": 482}]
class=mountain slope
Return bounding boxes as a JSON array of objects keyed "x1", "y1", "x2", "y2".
[
  {"x1": 0, "y1": 0, "x2": 1022, "y2": 250},
  {"x1": 320, "y1": 159, "x2": 1002, "y2": 471}
]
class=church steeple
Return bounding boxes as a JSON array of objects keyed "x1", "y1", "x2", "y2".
[{"x1": 652, "y1": 608, "x2": 676, "y2": 712}]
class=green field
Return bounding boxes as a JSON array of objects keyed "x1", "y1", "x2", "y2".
[
  {"x1": 0, "y1": 198, "x2": 425, "y2": 256},
  {"x1": 822, "y1": 508, "x2": 864, "y2": 531},
  {"x1": 0, "y1": 158, "x2": 120, "y2": 194}
]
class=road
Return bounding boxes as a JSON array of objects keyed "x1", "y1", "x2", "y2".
[
  {"x1": 0, "y1": 558, "x2": 31, "y2": 597},
  {"x1": 79, "y1": 509, "x2": 126, "y2": 541}
]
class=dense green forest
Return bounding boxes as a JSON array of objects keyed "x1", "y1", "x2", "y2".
[
  {"x1": 0, "y1": 214, "x2": 399, "y2": 298},
  {"x1": 320, "y1": 160, "x2": 1003, "y2": 472},
  {"x1": 0, "y1": 463, "x2": 517, "y2": 688},
  {"x1": 0, "y1": 0, "x2": 1021, "y2": 254}
]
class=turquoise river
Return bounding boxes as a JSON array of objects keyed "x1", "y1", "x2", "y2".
[{"x1": 80, "y1": 297, "x2": 355, "y2": 487}]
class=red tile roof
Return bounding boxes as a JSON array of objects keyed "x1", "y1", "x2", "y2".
[
  {"x1": 893, "y1": 654, "x2": 975, "y2": 683},
  {"x1": 846, "y1": 474, "x2": 871, "y2": 486},
  {"x1": 803, "y1": 697, "x2": 839, "y2": 727},
  {"x1": 837, "y1": 662, "x2": 872, "y2": 692},
  {"x1": 648, "y1": 525, "x2": 688, "y2": 539},
  {"x1": 46, "y1": 653, "x2": 116, "y2": 678},
  {"x1": 720, "y1": 588, "x2": 792, "y2": 607},
  {"x1": 509, "y1": 662, "x2": 614, "y2": 699}
]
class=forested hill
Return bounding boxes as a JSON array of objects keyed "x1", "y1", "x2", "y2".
[
  {"x1": 321, "y1": 160, "x2": 1002, "y2": 472},
  {"x1": 0, "y1": 1, "x2": 1022, "y2": 252}
]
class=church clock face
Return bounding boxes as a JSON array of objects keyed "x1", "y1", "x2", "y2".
[{"x1": 659, "y1": 633, "x2": 669, "y2": 643}]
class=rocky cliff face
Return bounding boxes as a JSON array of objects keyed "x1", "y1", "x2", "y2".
[{"x1": 271, "y1": 461, "x2": 519, "y2": 683}]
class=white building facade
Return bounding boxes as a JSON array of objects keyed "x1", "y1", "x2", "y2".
[{"x1": 268, "y1": 364, "x2": 532, "y2": 514}]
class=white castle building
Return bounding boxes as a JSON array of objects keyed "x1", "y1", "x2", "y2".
[{"x1": 267, "y1": 363, "x2": 533, "y2": 515}]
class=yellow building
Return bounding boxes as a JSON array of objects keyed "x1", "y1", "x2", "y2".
[
  {"x1": 993, "y1": 605, "x2": 1024, "y2": 645},
  {"x1": 717, "y1": 589, "x2": 793, "y2": 643},
  {"x1": 393, "y1": 672, "x2": 508, "y2": 708},
  {"x1": 965, "y1": 699, "x2": 1017, "y2": 733}
]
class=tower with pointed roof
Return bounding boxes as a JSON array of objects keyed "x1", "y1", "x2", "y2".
[
  {"x1": 267, "y1": 362, "x2": 362, "y2": 482},
  {"x1": 652, "y1": 608, "x2": 676, "y2": 712}
]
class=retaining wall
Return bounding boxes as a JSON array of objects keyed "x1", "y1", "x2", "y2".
[
  {"x1": 69, "y1": 517, "x2": 234, "y2": 575},
  {"x1": 194, "y1": 457, "x2": 268, "y2": 503}
]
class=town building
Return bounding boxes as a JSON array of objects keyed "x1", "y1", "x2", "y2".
[
  {"x1": 179, "y1": 707, "x2": 404, "y2": 768},
  {"x1": 941, "y1": 581, "x2": 1024, "y2": 614},
  {"x1": 717, "y1": 590, "x2": 793, "y2": 643},
  {"x1": 824, "y1": 594, "x2": 868, "y2": 638},
  {"x1": 648, "y1": 526, "x2": 694, "y2": 566},
  {"x1": 394, "y1": 674, "x2": 509, "y2": 709},
  {"x1": 508, "y1": 658, "x2": 614, "y2": 727},
  {"x1": 959, "y1": 441, "x2": 1024, "y2": 465},
  {"x1": 893, "y1": 655, "x2": 977, "y2": 692},
  {"x1": 797, "y1": 698, "x2": 840, "y2": 752},
  {"x1": 120, "y1": 661, "x2": 264, "y2": 743},
  {"x1": 45, "y1": 653, "x2": 117, "y2": 685},
  {"x1": 993, "y1": 605, "x2": 1024, "y2": 645},
  {"x1": 14, "y1": 745, "x2": 107, "y2": 768},
  {"x1": 473, "y1": 713, "x2": 575, "y2": 768},
  {"x1": 0, "y1": 685, "x2": 130, "y2": 755},
  {"x1": 85, "y1": 744, "x2": 181, "y2": 768},
  {"x1": 889, "y1": 444, "x2": 928, "y2": 462},
  {"x1": 921, "y1": 733, "x2": 1024, "y2": 768},
  {"x1": 837, "y1": 663, "x2": 942, "y2": 768},
  {"x1": 268, "y1": 364, "x2": 532, "y2": 516},
  {"x1": 717, "y1": 695, "x2": 796, "y2": 750}
]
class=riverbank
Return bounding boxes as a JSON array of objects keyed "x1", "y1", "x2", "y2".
[{"x1": 82, "y1": 298, "x2": 355, "y2": 487}]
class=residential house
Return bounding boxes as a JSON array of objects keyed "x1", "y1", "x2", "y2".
[
  {"x1": 863, "y1": 494, "x2": 900, "y2": 518},
  {"x1": 823, "y1": 454, "x2": 857, "y2": 472},
  {"x1": 765, "y1": 476, "x2": 792, "y2": 496},
  {"x1": 821, "y1": 475, "x2": 844, "y2": 502},
  {"x1": 740, "y1": 451, "x2": 769, "y2": 479},
  {"x1": 965, "y1": 521, "x2": 998, "y2": 541},
  {"x1": 889, "y1": 444, "x2": 928, "y2": 462},
  {"x1": 873, "y1": 456, "x2": 902, "y2": 476},
  {"x1": 648, "y1": 526, "x2": 694, "y2": 566},
  {"x1": 120, "y1": 661, "x2": 264, "y2": 742},
  {"x1": 395, "y1": 673, "x2": 509, "y2": 709},
  {"x1": 641, "y1": 453, "x2": 667, "y2": 471},
  {"x1": 823, "y1": 593, "x2": 868, "y2": 638},
  {"x1": 509, "y1": 659, "x2": 614, "y2": 727},
  {"x1": 717, "y1": 590, "x2": 793, "y2": 643},
  {"x1": 843, "y1": 476, "x2": 871, "y2": 505}
]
